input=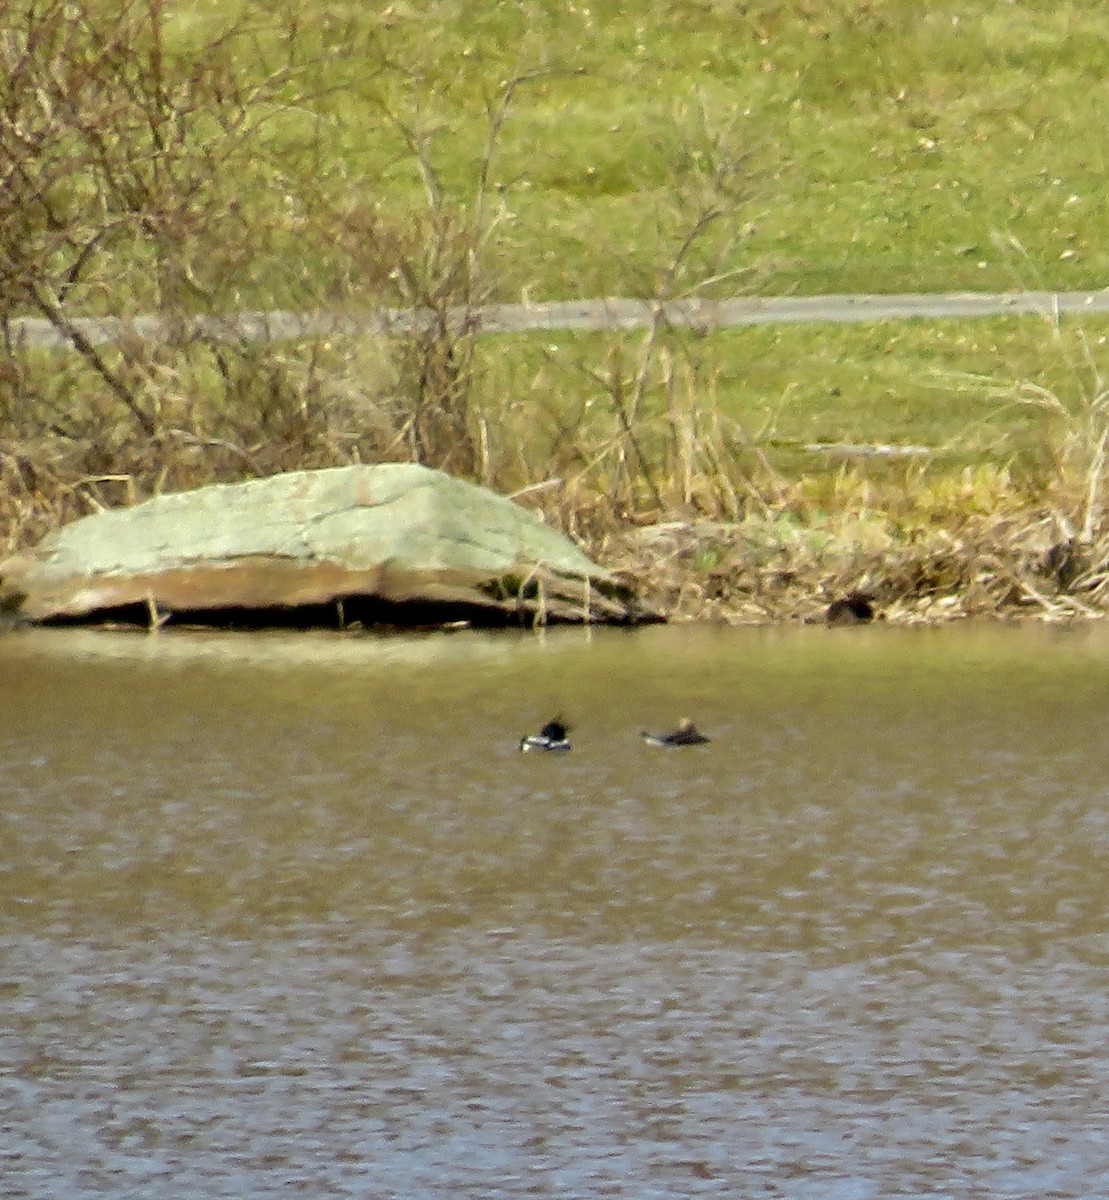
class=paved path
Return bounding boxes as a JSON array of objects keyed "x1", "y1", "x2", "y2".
[{"x1": 9, "y1": 290, "x2": 1109, "y2": 350}]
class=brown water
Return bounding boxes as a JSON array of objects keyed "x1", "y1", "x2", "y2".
[{"x1": 1, "y1": 622, "x2": 1107, "y2": 1198}]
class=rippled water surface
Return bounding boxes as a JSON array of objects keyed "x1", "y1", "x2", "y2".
[{"x1": 1, "y1": 622, "x2": 1107, "y2": 1198}]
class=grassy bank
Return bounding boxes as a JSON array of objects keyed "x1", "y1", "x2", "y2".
[
  {"x1": 3, "y1": 1, "x2": 1109, "y2": 622},
  {"x1": 165, "y1": 0, "x2": 1109, "y2": 301}
]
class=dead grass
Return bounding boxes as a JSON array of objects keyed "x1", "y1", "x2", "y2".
[
  {"x1": 599, "y1": 506, "x2": 1107, "y2": 625},
  {"x1": 6, "y1": 301, "x2": 1109, "y2": 626}
]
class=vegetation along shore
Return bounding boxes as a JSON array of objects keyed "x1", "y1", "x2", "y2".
[{"x1": 3, "y1": 1, "x2": 1109, "y2": 625}]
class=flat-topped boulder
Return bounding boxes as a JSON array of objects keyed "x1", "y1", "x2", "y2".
[{"x1": 0, "y1": 465, "x2": 652, "y2": 627}]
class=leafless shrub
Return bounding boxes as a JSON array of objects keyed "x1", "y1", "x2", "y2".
[
  {"x1": 327, "y1": 72, "x2": 555, "y2": 476},
  {"x1": 0, "y1": 0, "x2": 308, "y2": 426},
  {"x1": 0, "y1": 6, "x2": 571, "y2": 530}
]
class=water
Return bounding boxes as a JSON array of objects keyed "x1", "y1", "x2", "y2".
[{"x1": 1, "y1": 622, "x2": 1107, "y2": 1197}]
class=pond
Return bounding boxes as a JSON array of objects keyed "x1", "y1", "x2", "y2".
[{"x1": 1, "y1": 621, "x2": 1107, "y2": 1198}]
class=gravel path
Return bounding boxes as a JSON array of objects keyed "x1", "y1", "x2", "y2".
[{"x1": 9, "y1": 290, "x2": 1109, "y2": 349}]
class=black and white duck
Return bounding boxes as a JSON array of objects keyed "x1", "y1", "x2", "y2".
[{"x1": 519, "y1": 717, "x2": 572, "y2": 753}]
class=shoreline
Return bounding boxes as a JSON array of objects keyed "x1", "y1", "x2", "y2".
[
  {"x1": 5, "y1": 509, "x2": 1097, "y2": 633},
  {"x1": 602, "y1": 509, "x2": 1107, "y2": 627}
]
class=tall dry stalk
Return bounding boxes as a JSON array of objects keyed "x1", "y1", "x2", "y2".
[{"x1": 509, "y1": 99, "x2": 766, "y2": 529}]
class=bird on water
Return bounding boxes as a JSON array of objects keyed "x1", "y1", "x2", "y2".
[
  {"x1": 519, "y1": 717, "x2": 573, "y2": 752},
  {"x1": 640, "y1": 718, "x2": 710, "y2": 747}
]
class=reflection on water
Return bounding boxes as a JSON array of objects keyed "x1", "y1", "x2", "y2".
[{"x1": 1, "y1": 623, "x2": 1108, "y2": 1197}]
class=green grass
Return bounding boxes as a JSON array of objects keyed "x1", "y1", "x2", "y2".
[
  {"x1": 169, "y1": 0, "x2": 1109, "y2": 472},
  {"x1": 36, "y1": 0, "x2": 1109, "y2": 306},
  {"x1": 475, "y1": 311, "x2": 1109, "y2": 490},
  {"x1": 196, "y1": 0, "x2": 1109, "y2": 299}
]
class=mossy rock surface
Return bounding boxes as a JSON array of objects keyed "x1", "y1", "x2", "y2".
[{"x1": 0, "y1": 464, "x2": 650, "y2": 626}]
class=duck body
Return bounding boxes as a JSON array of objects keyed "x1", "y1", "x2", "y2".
[
  {"x1": 519, "y1": 718, "x2": 572, "y2": 752},
  {"x1": 640, "y1": 718, "x2": 710, "y2": 747},
  {"x1": 825, "y1": 591, "x2": 876, "y2": 625}
]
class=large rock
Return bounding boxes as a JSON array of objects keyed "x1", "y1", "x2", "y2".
[{"x1": 0, "y1": 465, "x2": 649, "y2": 626}]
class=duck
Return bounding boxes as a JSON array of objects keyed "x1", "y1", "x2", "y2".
[
  {"x1": 825, "y1": 591, "x2": 876, "y2": 625},
  {"x1": 640, "y1": 718, "x2": 710, "y2": 747},
  {"x1": 519, "y1": 717, "x2": 572, "y2": 753}
]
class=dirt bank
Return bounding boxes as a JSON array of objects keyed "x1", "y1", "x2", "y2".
[{"x1": 601, "y1": 510, "x2": 1107, "y2": 626}]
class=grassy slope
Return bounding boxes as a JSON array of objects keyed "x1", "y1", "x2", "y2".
[
  {"x1": 236, "y1": 0, "x2": 1109, "y2": 298},
  {"x1": 153, "y1": 1, "x2": 1109, "y2": 292},
  {"x1": 172, "y1": 0, "x2": 1109, "y2": 474}
]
